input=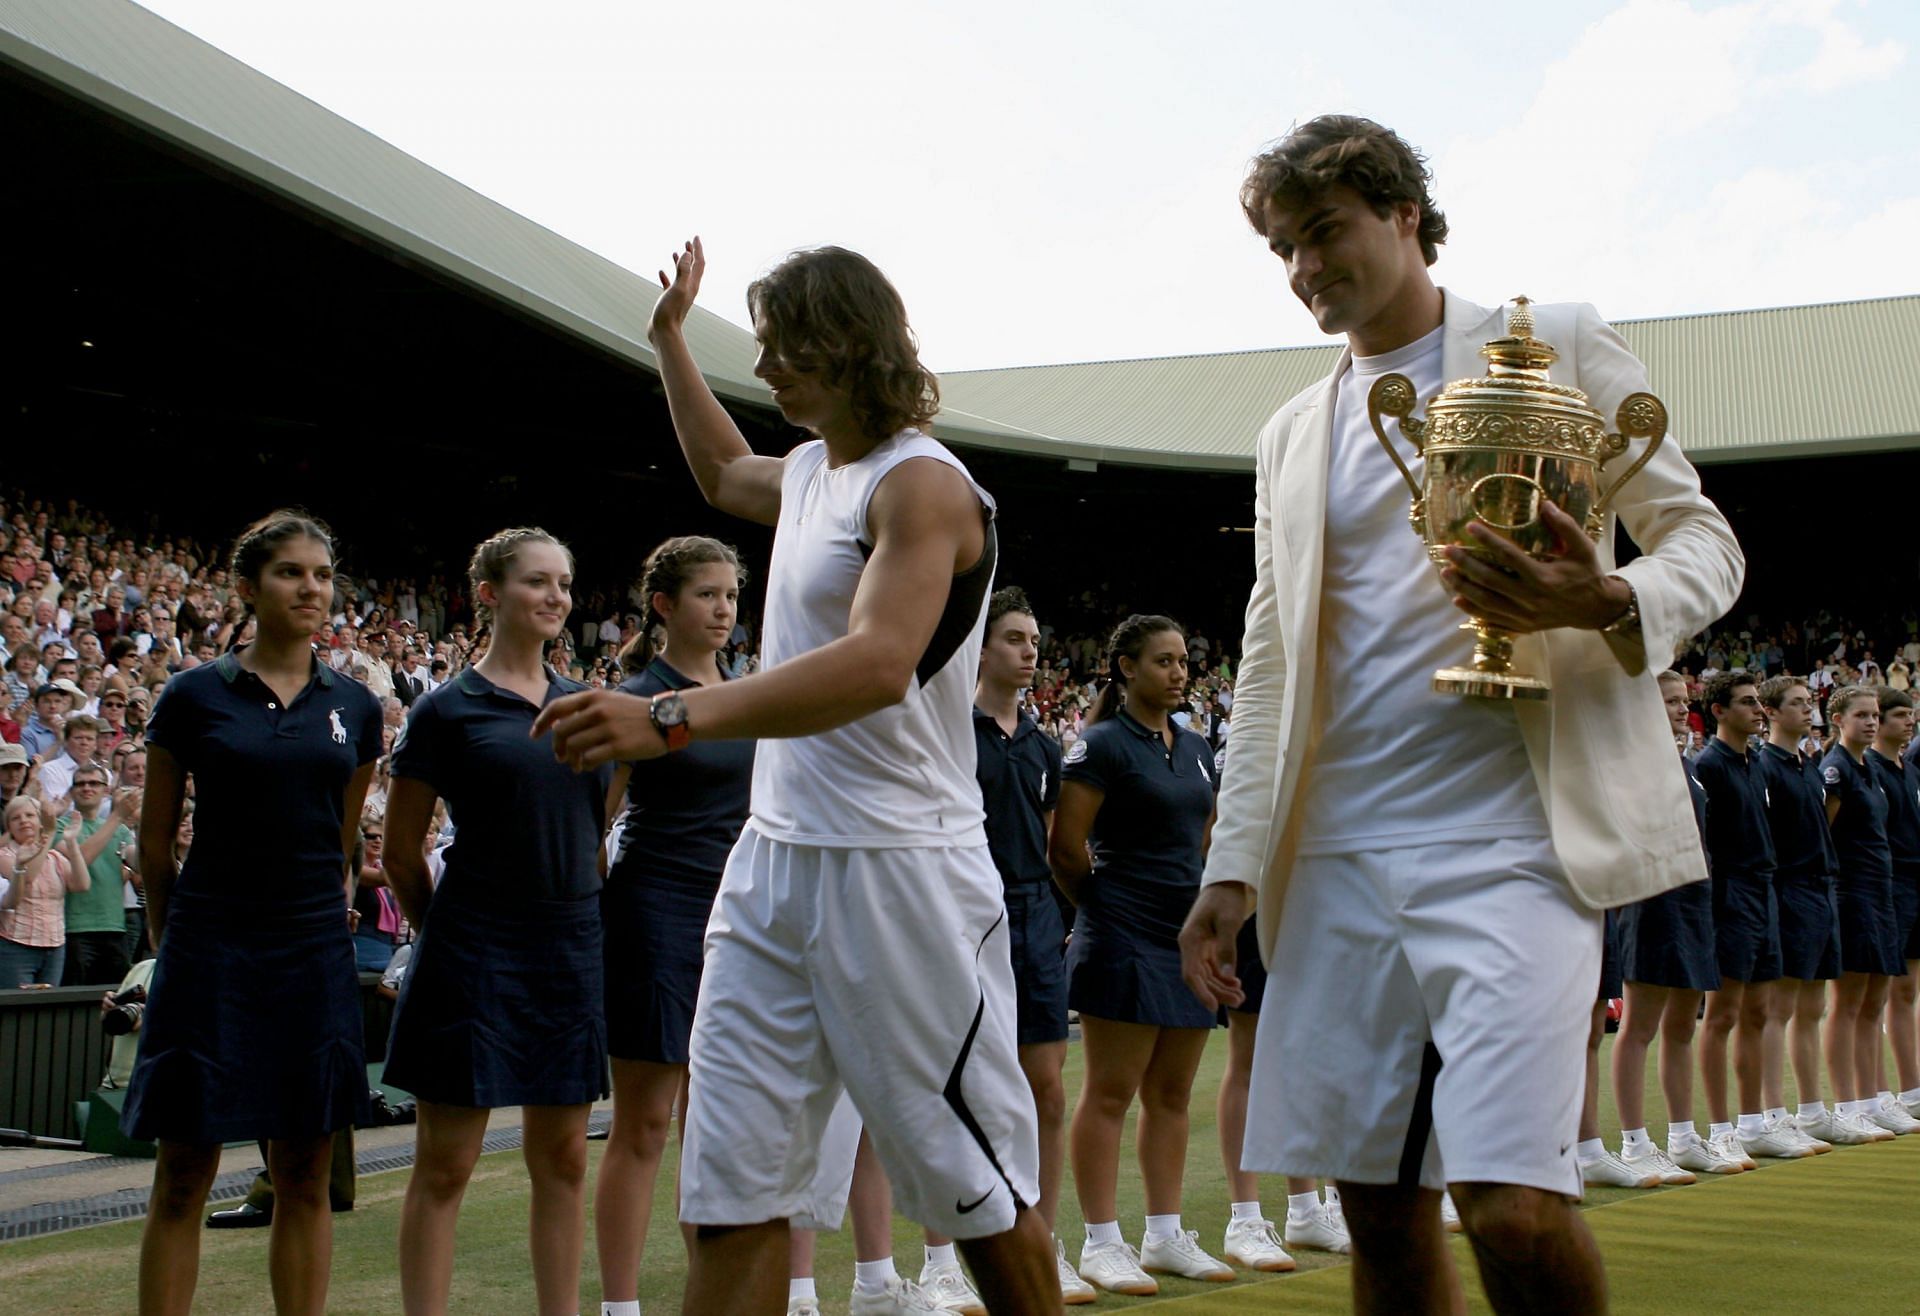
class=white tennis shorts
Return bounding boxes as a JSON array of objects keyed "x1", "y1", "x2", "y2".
[
  {"x1": 679, "y1": 825, "x2": 1040, "y2": 1239},
  {"x1": 1244, "y1": 835, "x2": 1601, "y2": 1196}
]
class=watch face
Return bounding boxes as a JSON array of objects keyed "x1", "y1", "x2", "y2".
[{"x1": 652, "y1": 693, "x2": 689, "y2": 728}]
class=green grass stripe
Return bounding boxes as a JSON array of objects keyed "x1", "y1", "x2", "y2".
[{"x1": 1143, "y1": 1136, "x2": 1920, "y2": 1314}]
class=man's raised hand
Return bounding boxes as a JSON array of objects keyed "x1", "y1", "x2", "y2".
[{"x1": 647, "y1": 236, "x2": 705, "y2": 345}]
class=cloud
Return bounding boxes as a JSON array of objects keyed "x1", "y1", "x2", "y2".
[{"x1": 1433, "y1": 0, "x2": 1915, "y2": 318}]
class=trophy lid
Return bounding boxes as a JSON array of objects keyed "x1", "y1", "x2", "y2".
[{"x1": 1478, "y1": 296, "x2": 1558, "y2": 380}]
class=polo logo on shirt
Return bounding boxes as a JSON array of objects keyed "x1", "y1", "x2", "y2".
[{"x1": 329, "y1": 708, "x2": 348, "y2": 744}]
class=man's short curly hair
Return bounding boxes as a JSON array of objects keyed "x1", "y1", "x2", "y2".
[{"x1": 1241, "y1": 115, "x2": 1449, "y2": 266}]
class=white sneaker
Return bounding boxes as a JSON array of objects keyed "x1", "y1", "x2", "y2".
[
  {"x1": 1844, "y1": 1110, "x2": 1898, "y2": 1143},
  {"x1": 1619, "y1": 1140, "x2": 1696, "y2": 1185},
  {"x1": 1284, "y1": 1203, "x2": 1353, "y2": 1254},
  {"x1": 1139, "y1": 1229, "x2": 1235, "y2": 1282},
  {"x1": 1904, "y1": 1094, "x2": 1920, "y2": 1122},
  {"x1": 1709, "y1": 1129, "x2": 1758, "y2": 1170},
  {"x1": 1222, "y1": 1216, "x2": 1297, "y2": 1272},
  {"x1": 788, "y1": 1300, "x2": 822, "y2": 1316},
  {"x1": 1054, "y1": 1236, "x2": 1097, "y2": 1306},
  {"x1": 1669, "y1": 1133, "x2": 1748, "y2": 1174},
  {"x1": 1797, "y1": 1107, "x2": 1875, "y2": 1146},
  {"x1": 1868, "y1": 1098, "x2": 1920, "y2": 1135},
  {"x1": 1439, "y1": 1191, "x2": 1462, "y2": 1233},
  {"x1": 849, "y1": 1276, "x2": 944, "y2": 1315},
  {"x1": 1738, "y1": 1121, "x2": 1817, "y2": 1159},
  {"x1": 917, "y1": 1261, "x2": 986, "y2": 1316},
  {"x1": 1776, "y1": 1113, "x2": 1831, "y2": 1154},
  {"x1": 1580, "y1": 1149, "x2": 1661, "y2": 1188},
  {"x1": 1078, "y1": 1239, "x2": 1157, "y2": 1296}
]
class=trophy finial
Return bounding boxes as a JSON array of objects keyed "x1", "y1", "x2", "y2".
[
  {"x1": 1509, "y1": 295, "x2": 1534, "y2": 339},
  {"x1": 1480, "y1": 294, "x2": 1556, "y2": 378}
]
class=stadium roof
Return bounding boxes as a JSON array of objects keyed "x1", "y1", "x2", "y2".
[{"x1": 5, "y1": 0, "x2": 1918, "y2": 472}]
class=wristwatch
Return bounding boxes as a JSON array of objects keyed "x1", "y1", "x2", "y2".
[
  {"x1": 1601, "y1": 578, "x2": 1641, "y2": 639},
  {"x1": 648, "y1": 691, "x2": 691, "y2": 752}
]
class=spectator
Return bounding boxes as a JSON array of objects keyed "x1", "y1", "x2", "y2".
[
  {"x1": 0, "y1": 742, "x2": 29, "y2": 805},
  {"x1": 0, "y1": 794, "x2": 90, "y2": 986},
  {"x1": 61, "y1": 763, "x2": 139, "y2": 986},
  {"x1": 19, "y1": 685, "x2": 69, "y2": 760},
  {"x1": 40, "y1": 713, "x2": 104, "y2": 801}
]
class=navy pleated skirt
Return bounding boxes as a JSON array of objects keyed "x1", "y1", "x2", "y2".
[
  {"x1": 1617, "y1": 878, "x2": 1718, "y2": 991},
  {"x1": 384, "y1": 889, "x2": 608, "y2": 1107},
  {"x1": 1067, "y1": 912, "x2": 1216, "y2": 1031},
  {"x1": 122, "y1": 888, "x2": 368, "y2": 1144},
  {"x1": 601, "y1": 875, "x2": 714, "y2": 1065}
]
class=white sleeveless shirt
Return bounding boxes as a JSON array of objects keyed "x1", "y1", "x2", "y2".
[{"x1": 749, "y1": 429, "x2": 998, "y2": 849}]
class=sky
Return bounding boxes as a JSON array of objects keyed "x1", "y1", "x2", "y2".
[{"x1": 135, "y1": 0, "x2": 1920, "y2": 370}]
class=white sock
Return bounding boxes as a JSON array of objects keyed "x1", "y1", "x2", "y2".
[
  {"x1": 1736, "y1": 1113, "x2": 1765, "y2": 1135},
  {"x1": 1708, "y1": 1121, "x2": 1734, "y2": 1139},
  {"x1": 1765, "y1": 1106, "x2": 1788, "y2": 1123},
  {"x1": 853, "y1": 1258, "x2": 897, "y2": 1295},
  {"x1": 1286, "y1": 1190, "x2": 1320, "y2": 1220},
  {"x1": 1621, "y1": 1126, "x2": 1652, "y2": 1149},
  {"x1": 1838, "y1": 1099, "x2": 1861, "y2": 1116},
  {"x1": 788, "y1": 1279, "x2": 816, "y2": 1301},
  {"x1": 1324, "y1": 1185, "x2": 1340, "y2": 1206},
  {"x1": 1878, "y1": 1089, "x2": 1895, "y2": 1106},
  {"x1": 601, "y1": 1303, "x2": 640, "y2": 1316},
  {"x1": 1902, "y1": 1087, "x2": 1920, "y2": 1105},
  {"x1": 1229, "y1": 1200, "x2": 1261, "y2": 1222},
  {"x1": 1668, "y1": 1121, "x2": 1698, "y2": 1145},
  {"x1": 1798, "y1": 1101, "x2": 1826, "y2": 1118},
  {"x1": 923, "y1": 1242, "x2": 957, "y2": 1271},
  {"x1": 1143, "y1": 1212, "x2": 1182, "y2": 1243},
  {"x1": 1086, "y1": 1220, "x2": 1122, "y2": 1247},
  {"x1": 1575, "y1": 1137, "x2": 1605, "y2": 1163}
]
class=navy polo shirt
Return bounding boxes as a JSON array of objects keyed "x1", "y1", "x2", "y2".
[
  {"x1": 391, "y1": 666, "x2": 612, "y2": 902},
  {"x1": 608, "y1": 657, "x2": 754, "y2": 893},
  {"x1": 1867, "y1": 747, "x2": 1920, "y2": 879},
  {"x1": 1819, "y1": 746, "x2": 1892, "y2": 889},
  {"x1": 1062, "y1": 708, "x2": 1215, "y2": 942},
  {"x1": 973, "y1": 706, "x2": 1062, "y2": 889},
  {"x1": 147, "y1": 649, "x2": 382, "y2": 910},
  {"x1": 1693, "y1": 738, "x2": 1776, "y2": 883},
  {"x1": 1755, "y1": 742, "x2": 1838, "y2": 883}
]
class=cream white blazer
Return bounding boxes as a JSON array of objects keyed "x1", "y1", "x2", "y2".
[{"x1": 1204, "y1": 290, "x2": 1746, "y2": 963}]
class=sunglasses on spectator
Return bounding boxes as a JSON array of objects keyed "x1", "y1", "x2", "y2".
[{"x1": 362, "y1": 830, "x2": 384, "y2": 840}]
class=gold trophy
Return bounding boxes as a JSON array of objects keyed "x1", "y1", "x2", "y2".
[{"x1": 1367, "y1": 297, "x2": 1667, "y2": 700}]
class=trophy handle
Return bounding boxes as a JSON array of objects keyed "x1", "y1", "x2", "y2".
[
  {"x1": 1367, "y1": 373, "x2": 1426, "y2": 504},
  {"x1": 1590, "y1": 392, "x2": 1669, "y2": 531}
]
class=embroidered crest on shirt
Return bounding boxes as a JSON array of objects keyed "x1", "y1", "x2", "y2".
[
  {"x1": 1064, "y1": 739, "x2": 1089, "y2": 766},
  {"x1": 1823, "y1": 764, "x2": 1841, "y2": 786},
  {"x1": 329, "y1": 708, "x2": 348, "y2": 744}
]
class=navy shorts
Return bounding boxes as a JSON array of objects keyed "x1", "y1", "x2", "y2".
[
  {"x1": 602, "y1": 875, "x2": 715, "y2": 1065},
  {"x1": 1226, "y1": 918, "x2": 1268, "y2": 1016},
  {"x1": 1617, "y1": 878, "x2": 1718, "y2": 991},
  {"x1": 1775, "y1": 875, "x2": 1843, "y2": 981},
  {"x1": 1598, "y1": 908, "x2": 1623, "y2": 1001},
  {"x1": 1892, "y1": 874, "x2": 1920, "y2": 965},
  {"x1": 1007, "y1": 883, "x2": 1070, "y2": 1045},
  {"x1": 1837, "y1": 872, "x2": 1904, "y2": 977},
  {"x1": 1714, "y1": 876, "x2": 1782, "y2": 983}
]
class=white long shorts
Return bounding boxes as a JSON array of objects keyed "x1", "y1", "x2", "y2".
[
  {"x1": 679, "y1": 825, "x2": 1040, "y2": 1239},
  {"x1": 1244, "y1": 835, "x2": 1600, "y2": 1196}
]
